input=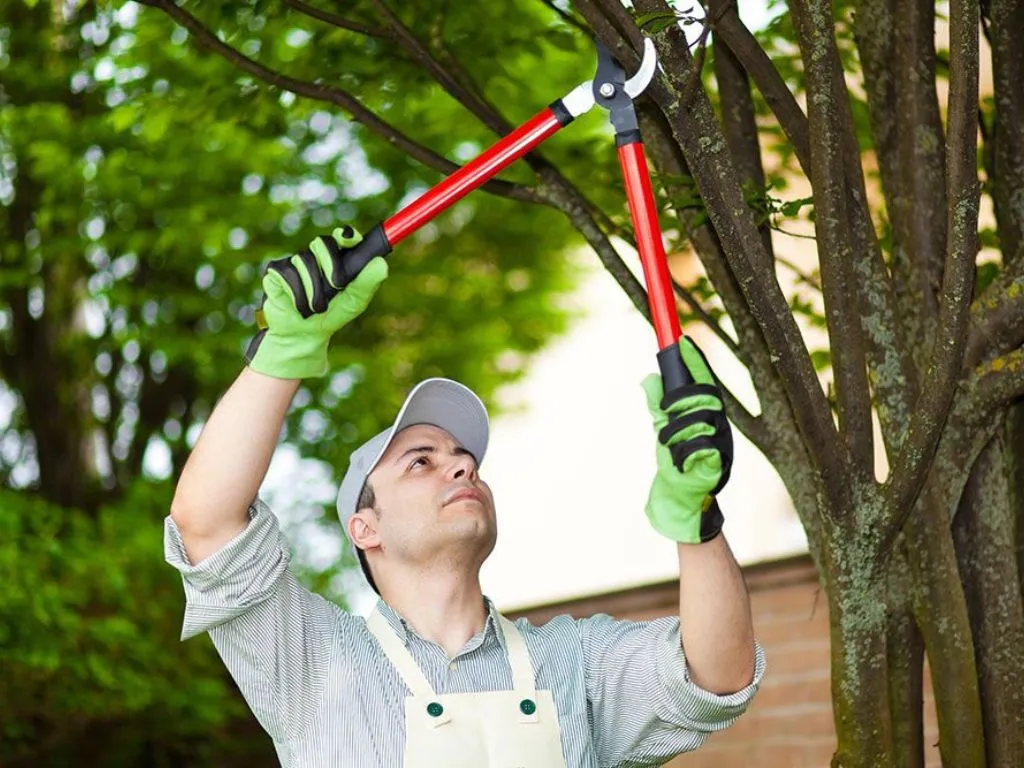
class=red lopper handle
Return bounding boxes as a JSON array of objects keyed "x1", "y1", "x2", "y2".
[
  {"x1": 334, "y1": 107, "x2": 568, "y2": 288},
  {"x1": 383, "y1": 109, "x2": 564, "y2": 246},
  {"x1": 617, "y1": 140, "x2": 691, "y2": 391}
]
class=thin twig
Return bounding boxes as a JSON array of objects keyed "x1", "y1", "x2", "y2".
[
  {"x1": 712, "y1": 5, "x2": 812, "y2": 176},
  {"x1": 671, "y1": 280, "x2": 741, "y2": 355},
  {"x1": 775, "y1": 255, "x2": 822, "y2": 291},
  {"x1": 284, "y1": 0, "x2": 391, "y2": 39},
  {"x1": 537, "y1": 0, "x2": 593, "y2": 35},
  {"x1": 136, "y1": 0, "x2": 539, "y2": 204},
  {"x1": 368, "y1": 0, "x2": 513, "y2": 138},
  {"x1": 771, "y1": 225, "x2": 818, "y2": 243},
  {"x1": 678, "y1": 1, "x2": 732, "y2": 108}
]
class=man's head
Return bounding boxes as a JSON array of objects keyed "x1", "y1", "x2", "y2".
[{"x1": 336, "y1": 378, "x2": 493, "y2": 593}]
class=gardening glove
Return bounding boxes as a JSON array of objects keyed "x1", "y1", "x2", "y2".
[
  {"x1": 642, "y1": 336, "x2": 734, "y2": 544},
  {"x1": 245, "y1": 226, "x2": 388, "y2": 379}
]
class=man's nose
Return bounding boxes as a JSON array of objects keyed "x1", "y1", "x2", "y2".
[{"x1": 450, "y1": 453, "x2": 477, "y2": 480}]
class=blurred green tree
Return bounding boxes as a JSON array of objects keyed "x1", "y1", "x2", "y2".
[{"x1": 0, "y1": 1, "x2": 582, "y2": 764}]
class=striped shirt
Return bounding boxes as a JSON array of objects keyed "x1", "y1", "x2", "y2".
[{"x1": 165, "y1": 500, "x2": 765, "y2": 767}]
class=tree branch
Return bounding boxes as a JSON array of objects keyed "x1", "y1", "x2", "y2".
[
  {"x1": 367, "y1": 0, "x2": 514, "y2": 139},
  {"x1": 965, "y1": 262, "x2": 1024, "y2": 369},
  {"x1": 535, "y1": 180, "x2": 650, "y2": 318},
  {"x1": 596, "y1": 0, "x2": 848, "y2": 504},
  {"x1": 789, "y1": 5, "x2": 876, "y2": 431},
  {"x1": 848, "y1": 0, "x2": 924, "y2": 462},
  {"x1": 833, "y1": 57, "x2": 919, "y2": 461},
  {"x1": 671, "y1": 280, "x2": 740, "y2": 357},
  {"x1": 592, "y1": 0, "x2": 646, "y2": 49},
  {"x1": 640, "y1": 110, "x2": 805, "y2": 460},
  {"x1": 136, "y1": 0, "x2": 539, "y2": 204},
  {"x1": 883, "y1": 0, "x2": 980, "y2": 529},
  {"x1": 854, "y1": 0, "x2": 921, "y2": 361},
  {"x1": 708, "y1": 0, "x2": 774, "y2": 264},
  {"x1": 654, "y1": 3, "x2": 846, "y2": 477},
  {"x1": 632, "y1": 100, "x2": 818, "y2": 466},
  {"x1": 786, "y1": 0, "x2": 876, "y2": 477},
  {"x1": 711, "y1": 5, "x2": 812, "y2": 176},
  {"x1": 888, "y1": 346, "x2": 1019, "y2": 553},
  {"x1": 537, "y1": 0, "x2": 594, "y2": 36},
  {"x1": 574, "y1": 0, "x2": 824, "y2": 556},
  {"x1": 895, "y1": 0, "x2": 947, "y2": 327},
  {"x1": 972, "y1": 347, "x2": 1024, "y2": 414},
  {"x1": 283, "y1": 0, "x2": 391, "y2": 39},
  {"x1": 985, "y1": 0, "x2": 1024, "y2": 265}
]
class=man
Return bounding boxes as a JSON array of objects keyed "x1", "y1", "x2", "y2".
[{"x1": 166, "y1": 227, "x2": 765, "y2": 767}]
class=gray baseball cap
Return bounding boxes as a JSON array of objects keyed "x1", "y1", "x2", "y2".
[{"x1": 336, "y1": 377, "x2": 490, "y2": 591}]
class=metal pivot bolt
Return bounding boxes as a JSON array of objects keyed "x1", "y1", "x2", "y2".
[{"x1": 599, "y1": 82, "x2": 615, "y2": 98}]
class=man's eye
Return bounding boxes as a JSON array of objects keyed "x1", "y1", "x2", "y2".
[{"x1": 411, "y1": 456, "x2": 429, "y2": 469}]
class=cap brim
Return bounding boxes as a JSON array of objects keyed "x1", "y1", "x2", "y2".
[{"x1": 367, "y1": 378, "x2": 489, "y2": 475}]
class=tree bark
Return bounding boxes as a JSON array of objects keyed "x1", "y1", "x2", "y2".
[
  {"x1": 985, "y1": 0, "x2": 1024, "y2": 266},
  {"x1": 885, "y1": 553, "x2": 925, "y2": 768},
  {"x1": 906, "y1": 486, "x2": 986, "y2": 767},
  {"x1": 709, "y1": 3, "x2": 774, "y2": 261},
  {"x1": 893, "y1": 0, "x2": 947, "y2": 328},
  {"x1": 824, "y1": 535, "x2": 895, "y2": 767},
  {"x1": 984, "y1": 0, "x2": 1024, "y2": 656},
  {"x1": 790, "y1": 0, "x2": 875, "y2": 476},
  {"x1": 953, "y1": 434, "x2": 1024, "y2": 766}
]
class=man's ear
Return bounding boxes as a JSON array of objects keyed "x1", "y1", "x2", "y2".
[{"x1": 348, "y1": 510, "x2": 380, "y2": 551}]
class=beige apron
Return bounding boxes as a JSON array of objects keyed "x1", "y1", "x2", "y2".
[{"x1": 366, "y1": 607, "x2": 568, "y2": 768}]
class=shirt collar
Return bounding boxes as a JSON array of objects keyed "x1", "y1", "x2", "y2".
[{"x1": 374, "y1": 595, "x2": 507, "y2": 653}]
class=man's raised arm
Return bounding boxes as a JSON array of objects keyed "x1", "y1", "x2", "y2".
[
  {"x1": 169, "y1": 226, "x2": 388, "y2": 564},
  {"x1": 170, "y1": 371, "x2": 300, "y2": 564},
  {"x1": 642, "y1": 336, "x2": 761, "y2": 691}
]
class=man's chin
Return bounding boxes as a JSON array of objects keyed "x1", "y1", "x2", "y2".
[{"x1": 441, "y1": 516, "x2": 496, "y2": 550}]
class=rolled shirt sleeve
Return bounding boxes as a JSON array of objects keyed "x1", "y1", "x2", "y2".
[
  {"x1": 579, "y1": 613, "x2": 766, "y2": 765},
  {"x1": 164, "y1": 499, "x2": 347, "y2": 743}
]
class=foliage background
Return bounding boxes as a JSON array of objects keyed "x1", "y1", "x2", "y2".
[{"x1": 0, "y1": 1, "x2": 596, "y2": 763}]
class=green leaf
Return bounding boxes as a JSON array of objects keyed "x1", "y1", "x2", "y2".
[
  {"x1": 635, "y1": 11, "x2": 680, "y2": 33},
  {"x1": 780, "y1": 196, "x2": 815, "y2": 217}
]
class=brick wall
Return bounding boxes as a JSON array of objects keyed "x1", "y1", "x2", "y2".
[{"x1": 506, "y1": 554, "x2": 940, "y2": 767}]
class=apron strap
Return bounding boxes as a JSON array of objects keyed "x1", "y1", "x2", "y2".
[
  {"x1": 497, "y1": 616, "x2": 537, "y2": 695},
  {"x1": 365, "y1": 607, "x2": 438, "y2": 700}
]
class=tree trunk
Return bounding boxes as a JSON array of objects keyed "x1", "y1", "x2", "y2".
[
  {"x1": 824, "y1": 538, "x2": 896, "y2": 767},
  {"x1": 4, "y1": 3, "x2": 95, "y2": 511},
  {"x1": 905, "y1": 488, "x2": 986, "y2": 767},
  {"x1": 953, "y1": 433, "x2": 1024, "y2": 766},
  {"x1": 886, "y1": 551, "x2": 925, "y2": 768}
]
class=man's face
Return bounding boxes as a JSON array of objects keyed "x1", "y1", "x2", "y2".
[{"x1": 354, "y1": 424, "x2": 497, "y2": 577}]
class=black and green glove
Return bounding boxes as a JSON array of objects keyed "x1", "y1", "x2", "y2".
[
  {"x1": 245, "y1": 226, "x2": 388, "y2": 379},
  {"x1": 642, "y1": 336, "x2": 734, "y2": 544}
]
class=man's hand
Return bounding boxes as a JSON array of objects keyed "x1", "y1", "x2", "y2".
[
  {"x1": 642, "y1": 336, "x2": 733, "y2": 544},
  {"x1": 245, "y1": 226, "x2": 388, "y2": 379}
]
